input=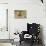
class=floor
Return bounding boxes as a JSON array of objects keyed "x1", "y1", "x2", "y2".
[
  {"x1": 0, "y1": 43, "x2": 14, "y2": 46},
  {"x1": 0, "y1": 41, "x2": 43, "y2": 46},
  {"x1": 19, "y1": 41, "x2": 43, "y2": 46}
]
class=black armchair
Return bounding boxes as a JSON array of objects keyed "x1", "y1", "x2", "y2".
[{"x1": 19, "y1": 23, "x2": 40, "y2": 45}]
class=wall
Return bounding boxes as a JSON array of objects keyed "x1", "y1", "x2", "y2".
[
  {"x1": 0, "y1": 0, "x2": 8, "y2": 3},
  {"x1": 8, "y1": 0, "x2": 46, "y2": 45}
]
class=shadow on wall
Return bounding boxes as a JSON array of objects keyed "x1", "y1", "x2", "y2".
[{"x1": 40, "y1": 25, "x2": 45, "y2": 46}]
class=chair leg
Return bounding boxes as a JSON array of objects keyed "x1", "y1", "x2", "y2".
[
  {"x1": 30, "y1": 39, "x2": 34, "y2": 46},
  {"x1": 20, "y1": 41, "x2": 21, "y2": 45},
  {"x1": 30, "y1": 41, "x2": 34, "y2": 46}
]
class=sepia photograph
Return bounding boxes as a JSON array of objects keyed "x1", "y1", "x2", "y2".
[{"x1": 14, "y1": 10, "x2": 27, "y2": 19}]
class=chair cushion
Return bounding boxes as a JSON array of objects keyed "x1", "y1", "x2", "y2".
[{"x1": 24, "y1": 34, "x2": 32, "y2": 38}]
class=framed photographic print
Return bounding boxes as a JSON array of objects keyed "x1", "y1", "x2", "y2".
[{"x1": 14, "y1": 10, "x2": 27, "y2": 19}]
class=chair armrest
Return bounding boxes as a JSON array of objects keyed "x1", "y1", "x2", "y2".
[
  {"x1": 22, "y1": 31, "x2": 28, "y2": 35},
  {"x1": 19, "y1": 31, "x2": 28, "y2": 41}
]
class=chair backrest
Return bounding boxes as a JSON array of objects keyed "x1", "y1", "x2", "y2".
[{"x1": 27, "y1": 23, "x2": 40, "y2": 35}]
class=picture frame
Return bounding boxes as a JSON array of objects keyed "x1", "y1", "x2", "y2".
[{"x1": 14, "y1": 10, "x2": 27, "y2": 19}]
